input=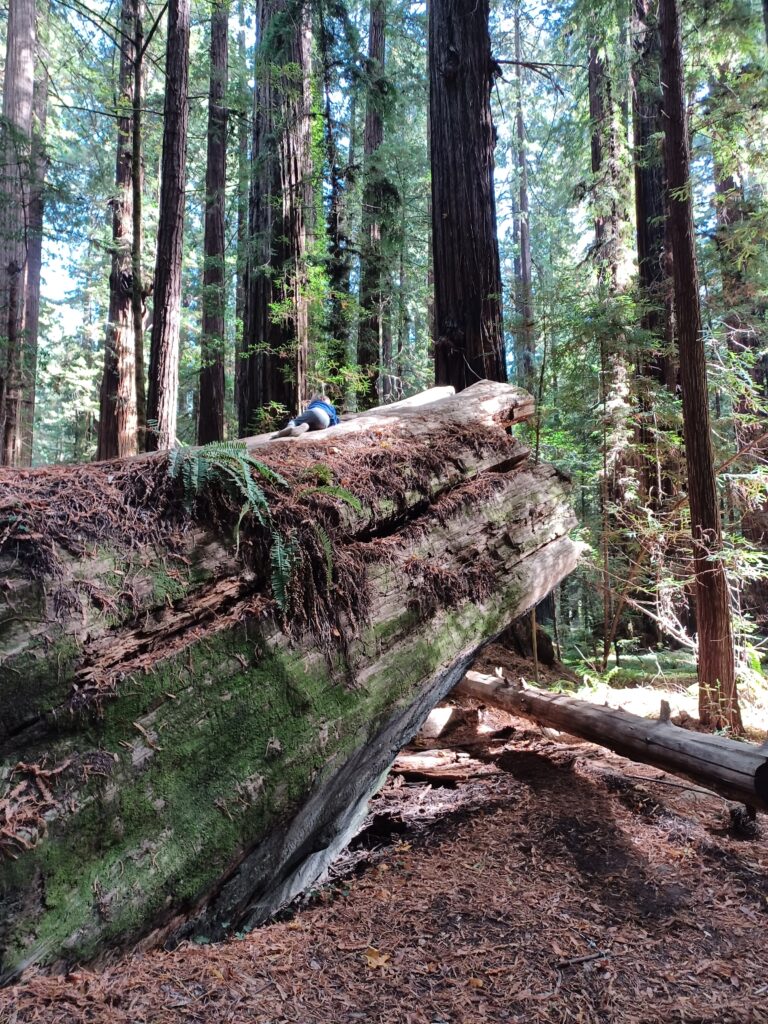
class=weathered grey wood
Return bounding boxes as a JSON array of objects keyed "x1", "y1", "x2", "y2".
[
  {"x1": 456, "y1": 671, "x2": 768, "y2": 811},
  {"x1": 0, "y1": 382, "x2": 577, "y2": 979}
]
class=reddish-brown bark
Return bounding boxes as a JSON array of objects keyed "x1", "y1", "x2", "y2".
[
  {"x1": 659, "y1": 0, "x2": 741, "y2": 732},
  {"x1": 197, "y1": 0, "x2": 228, "y2": 445},
  {"x1": 97, "y1": 0, "x2": 139, "y2": 461},
  {"x1": 429, "y1": 0, "x2": 505, "y2": 392},
  {"x1": 0, "y1": 0, "x2": 36, "y2": 466},
  {"x1": 146, "y1": 0, "x2": 190, "y2": 451}
]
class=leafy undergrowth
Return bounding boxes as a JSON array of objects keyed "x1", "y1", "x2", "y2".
[
  {"x1": 556, "y1": 650, "x2": 768, "y2": 744},
  {"x1": 3, "y1": 650, "x2": 768, "y2": 1023}
]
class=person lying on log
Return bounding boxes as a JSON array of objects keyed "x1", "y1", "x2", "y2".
[{"x1": 271, "y1": 394, "x2": 340, "y2": 439}]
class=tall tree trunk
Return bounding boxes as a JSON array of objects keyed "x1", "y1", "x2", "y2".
[
  {"x1": 19, "y1": 14, "x2": 48, "y2": 466},
  {"x1": 0, "y1": 0, "x2": 36, "y2": 466},
  {"x1": 513, "y1": 6, "x2": 534, "y2": 391},
  {"x1": 274, "y1": 0, "x2": 313, "y2": 412},
  {"x1": 632, "y1": 0, "x2": 675, "y2": 506},
  {"x1": 132, "y1": 4, "x2": 147, "y2": 451},
  {"x1": 429, "y1": 0, "x2": 505, "y2": 392},
  {"x1": 319, "y1": 4, "x2": 353, "y2": 382},
  {"x1": 358, "y1": 0, "x2": 389, "y2": 407},
  {"x1": 239, "y1": 0, "x2": 313, "y2": 434},
  {"x1": 197, "y1": 0, "x2": 228, "y2": 445},
  {"x1": 146, "y1": 0, "x2": 190, "y2": 451},
  {"x1": 659, "y1": 0, "x2": 741, "y2": 733},
  {"x1": 233, "y1": 0, "x2": 248, "y2": 426},
  {"x1": 97, "y1": 0, "x2": 139, "y2": 461}
]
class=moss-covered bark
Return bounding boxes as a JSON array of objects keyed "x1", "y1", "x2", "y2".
[{"x1": 0, "y1": 383, "x2": 578, "y2": 978}]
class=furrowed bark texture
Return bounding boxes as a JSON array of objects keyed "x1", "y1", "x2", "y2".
[
  {"x1": 358, "y1": 0, "x2": 390, "y2": 407},
  {"x1": 659, "y1": 0, "x2": 740, "y2": 732},
  {"x1": 429, "y1": 0, "x2": 506, "y2": 391},
  {"x1": 457, "y1": 672, "x2": 768, "y2": 811},
  {"x1": 97, "y1": 0, "x2": 139, "y2": 462},
  {"x1": 0, "y1": 0, "x2": 36, "y2": 467},
  {"x1": 0, "y1": 382, "x2": 577, "y2": 978},
  {"x1": 239, "y1": 0, "x2": 313, "y2": 433},
  {"x1": 197, "y1": 0, "x2": 228, "y2": 445},
  {"x1": 146, "y1": 0, "x2": 190, "y2": 452},
  {"x1": 632, "y1": 0, "x2": 676, "y2": 505},
  {"x1": 19, "y1": 23, "x2": 48, "y2": 468},
  {"x1": 320, "y1": 9, "x2": 353, "y2": 381},
  {"x1": 131, "y1": 4, "x2": 146, "y2": 450},
  {"x1": 233, "y1": 0, "x2": 249, "y2": 421},
  {"x1": 513, "y1": 7, "x2": 534, "y2": 391}
]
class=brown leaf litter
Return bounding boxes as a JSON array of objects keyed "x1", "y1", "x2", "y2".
[{"x1": 3, "y1": 693, "x2": 768, "y2": 1024}]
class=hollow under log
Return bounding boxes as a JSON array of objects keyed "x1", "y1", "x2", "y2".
[{"x1": 0, "y1": 382, "x2": 578, "y2": 979}]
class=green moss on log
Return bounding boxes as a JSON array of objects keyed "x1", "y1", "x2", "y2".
[{"x1": 0, "y1": 575, "x2": 522, "y2": 973}]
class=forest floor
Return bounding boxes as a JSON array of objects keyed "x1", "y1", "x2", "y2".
[{"x1": 3, "y1": 645, "x2": 768, "y2": 1024}]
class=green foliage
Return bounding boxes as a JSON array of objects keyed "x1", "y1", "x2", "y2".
[
  {"x1": 313, "y1": 523, "x2": 335, "y2": 588},
  {"x1": 307, "y1": 485, "x2": 363, "y2": 513},
  {"x1": 269, "y1": 533, "x2": 299, "y2": 612},
  {"x1": 168, "y1": 440, "x2": 300, "y2": 609}
]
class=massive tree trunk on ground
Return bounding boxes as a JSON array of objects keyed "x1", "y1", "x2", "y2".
[
  {"x1": 429, "y1": 0, "x2": 506, "y2": 391},
  {"x1": 19, "y1": 19, "x2": 48, "y2": 467},
  {"x1": 0, "y1": 381, "x2": 577, "y2": 977},
  {"x1": 0, "y1": 0, "x2": 36, "y2": 467},
  {"x1": 197, "y1": 0, "x2": 228, "y2": 445},
  {"x1": 659, "y1": 0, "x2": 740, "y2": 733},
  {"x1": 146, "y1": 0, "x2": 190, "y2": 451},
  {"x1": 97, "y1": 0, "x2": 139, "y2": 462},
  {"x1": 239, "y1": 0, "x2": 313, "y2": 433},
  {"x1": 358, "y1": 0, "x2": 391, "y2": 407},
  {"x1": 457, "y1": 672, "x2": 768, "y2": 811}
]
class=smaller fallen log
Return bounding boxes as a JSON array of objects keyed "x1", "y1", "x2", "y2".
[{"x1": 456, "y1": 672, "x2": 768, "y2": 811}]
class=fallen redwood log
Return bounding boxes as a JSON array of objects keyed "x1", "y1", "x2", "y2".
[
  {"x1": 456, "y1": 671, "x2": 768, "y2": 811},
  {"x1": 0, "y1": 381, "x2": 578, "y2": 979}
]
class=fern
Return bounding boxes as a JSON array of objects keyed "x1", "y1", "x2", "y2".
[
  {"x1": 313, "y1": 523, "x2": 335, "y2": 588},
  {"x1": 270, "y1": 534, "x2": 298, "y2": 612},
  {"x1": 168, "y1": 441, "x2": 348, "y2": 615},
  {"x1": 310, "y1": 485, "x2": 363, "y2": 513}
]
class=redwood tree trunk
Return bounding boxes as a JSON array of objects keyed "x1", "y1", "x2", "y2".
[
  {"x1": 513, "y1": 7, "x2": 534, "y2": 390},
  {"x1": 659, "y1": 0, "x2": 741, "y2": 733},
  {"x1": 146, "y1": 0, "x2": 190, "y2": 451},
  {"x1": 632, "y1": 0, "x2": 677, "y2": 513},
  {"x1": 233, "y1": 0, "x2": 249, "y2": 423},
  {"x1": 0, "y1": 0, "x2": 36, "y2": 466},
  {"x1": 132, "y1": 4, "x2": 147, "y2": 452},
  {"x1": 239, "y1": 0, "x2": 313, "y2": 433},
  {"x1": 197, "y1": 0, "x2": 228, "y2": 445},
  {"x1": 429, "y1": 0, "x2": 505, "y2": 391},
  {"x1": 358, "y1": 0, "x2": 390, "y2": 406},
  {"x1": 97, "y1": 0, "x2": 139, "y2": 461},
  {"x1": 320, "y1": 0, "x2": 353, "y2": 383},
  {"x1": 19, "y1": 20, "x2": 48, "y2": 466}
]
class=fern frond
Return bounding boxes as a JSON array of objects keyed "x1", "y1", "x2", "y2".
[
  {"x1": 168, "y1": 445, "x2": 185, "y2": 481},
  {"x1": 311, "y1": 485, "x2": 363, "y2": 513},
  {"x1": 242, "y1": 455, "x2": 288, "y2": 489},
  {"x1": 314, "y1": 524, "x2": 334, "y2": 588},
  {"x1": 270, "y1": 534, "x2": 297, "y2": 611}
]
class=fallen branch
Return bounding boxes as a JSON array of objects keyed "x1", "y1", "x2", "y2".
[{"x1": 455, "y1": 672, "x2": 768, "y2": 811}]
